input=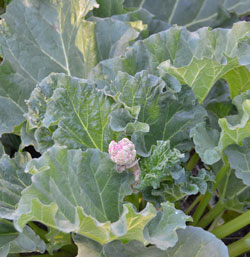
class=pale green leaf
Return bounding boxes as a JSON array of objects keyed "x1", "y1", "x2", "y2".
[
  {"x1": 218, "y1": 92, "x2": 250, "y2": 153},
  {"x1": 27, "y1": 73, "x2": 118, "y2": 152},
  {"x1": 0, "y1": 219, "x2": 18, "y2": 247},
  {"x1": 190, "y1": 123, "x2": 221, "y2": 165},
  {"x1": 223, "y1": 66, "x2": 250, "y2": 99},
  {"x1": 164, "y1": 226, "x2": 229, "y2": 257},
  {"x1": 0, "y1": 153, "x2": 31, "y2": 219},
  {"x1": 9, "y1": 226, "x2": 46, "y2": 254},
  {"x1": 73, "y1": 234, "x2": 103, "y2": 257},
  {"x1": 143, "y1": 202, "x2": 191, "y2": 250},
  {"x1": 14, "y1": 146, "x2": 160, "y2": 245},
  {"x1": 0, "y1": 0, "x2": 141, "y2": 134},
  {"x1": 225, "y1": 137, "x2": 250, "y2": 186},
  {"x1": 124, "y1": 0, "x2": 250, "y2": 31}
]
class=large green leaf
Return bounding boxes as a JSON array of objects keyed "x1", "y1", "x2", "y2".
[
  {"x1": 102, "y1": 226, "x2": 228, "y2": 257},
  {"x1": 91, "y1": 22, "x2": 250, "y2": 104},
  {"x1": 0, "y1": 153, "x2": 31, "y2": 219},
  {"x1": 0, "y1": 0, "x2": 141, "y2": 135},
  {"x1": 124, "y1": 0, "x2": 250, "y2": 31},
  {"x1": 107, "y1": 71, "x2": 206, "y2": 155},
  {"x1": 14, "y1": 146, "x2": 164, "y2": 245},
  {"x1": 225, "y1": 137, "x2": 250, "y2": 186},
  {"x1": 27, "y1": 73, "x2": 118, "y2": 152},
  {"x1": 158, "y1": 22, "x2": 250, "y2": 103}
]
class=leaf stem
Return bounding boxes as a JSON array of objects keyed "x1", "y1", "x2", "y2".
[
  {"x1": 185, "y1": 152, "x2": 200, "y2": 171},
  {"x1": 197, "y1": 201, "x2": 225, "y2": 228},
  {"x1": 191, "y1": 160, "x2": 229, "y2": 225},
  {"x1": 211, "y1": 210, "x2": 250, "y2": 239},
  {"x1": 228, "y1": 232, "x2": 250, "y2": 257},
  {"x1": 28, "y1": 222, "x2": 48, "y2": 243},
  {"x1": 186, "y1": 194, "x2": 201, "y2": 215}
]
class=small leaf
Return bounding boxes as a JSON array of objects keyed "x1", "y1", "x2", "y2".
[
  {"x1": 0, "y1": 153, "x2": 31, "y2": 219},
  {"x1": 225, "y1": 137, "x2": 250, "y2": 186},
  {"x1": 143, "y1": 202, "x2": 191, "y2": 250}
]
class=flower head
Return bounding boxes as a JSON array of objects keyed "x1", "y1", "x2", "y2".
[{"x1": 109, "y1": 138, "x2": 136, "y2": 171}]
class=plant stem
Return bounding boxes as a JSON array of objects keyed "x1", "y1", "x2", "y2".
[
  {"x1": 212, "y1": 210, "x2": 250, "y2": 239},
  {"x1": 28, "y1": 222, "x2": 48, "y2": 243},
  {"x1": 185, "y1": 152, "x2": 200, "y2": 171},
  {"x1": 208, "y1": 210, "x2": 224, "y2": 232},
  {"x1": 197, "y1": 201, "x2": 225, "y2": 228},
  {"x1": 228, "y1": 232, "x2": 250, "y2": 257},
  {"x1": 191, "y1": 161, "x2": 229, "y2": 225},
  {"x1": 186, "y1": 194, "x2": 201, "y2": 215}
]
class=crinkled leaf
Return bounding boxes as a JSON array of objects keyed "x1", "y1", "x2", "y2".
[
  {"x1": 190, "y1": 123, "x2": 221, "y2": 165},
  {"x1": 0, "y1": 153, "x2": 31, "y2": 219},
  {"x1": 0, "y1": 0, "x2": 142, "y2": 134},
  {"x1": 138, "y1": 141, "x2": 184, "y2": 190},
  {"x1": 143, "y1": 202, "x2": 191, "y2": 250},
  {"x1": 27, "y1": 74, "x2": 118, "y2": 152},
  {"x1": 225, "y1": 137, "x2": 250, "y2": 186}
]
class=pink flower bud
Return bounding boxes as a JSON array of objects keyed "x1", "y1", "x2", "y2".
[{"x1": 109, "y1": 138, "x2": 136, "y2": 166}]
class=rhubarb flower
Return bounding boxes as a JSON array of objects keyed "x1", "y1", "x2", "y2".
[{"x1": 109, "y1": 138, "x2": 136, "y2": 172}]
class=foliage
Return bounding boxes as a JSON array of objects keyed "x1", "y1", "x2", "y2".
[{"x1": 0, "y1": 0, "x2": 250, "y2": 256}]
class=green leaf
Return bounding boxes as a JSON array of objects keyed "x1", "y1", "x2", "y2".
[
  {"x1": 94, "y1": 0, "x2": 125, "y2": 17},
  {"x1": 138, "y1": 141, "x2": 184, "y2": 190},
  {"x1": 143, "y1": 202, "x2": 191, "y2": 250},
  {"x1": 216, "y1": 162, "x2": 250, "y2": 212},
  {"x1": 190, "y1": 123, "x2": 221, "y2": 165},
  {"x1": 0, "y1": 219, "x2": 18, "y2": 247},
  {"x1": 73, "y1": 234, "x2": 103, "y2": 257},
  {"x1": 157, "y1": 22, "x2": 250, "y2": 103},
  {"x1": 27, "y1": 73, "x2": 118, "y2": 152},
  {"x1": 9, "y1": 226, "x2": 46, "y2": 254},
  {"x1": 0, "y1": 0, "x2": 141, "y2": 134},
  {"x1": 105, "y1": 71, "x2": 206, "y2": 155},
  {"x1": 0, "y1": 153, "x2": 31, "y2": 219},
  {"x1": 164, "y1": 226, "x2": 229, "y2": 257},
  {"x1": 223, "y1": 66, "x2": 250, "y2": 99},
  {"x1": 102, "y1": 226, "x2": 228, "y2": 257},
  {"x1": 225, "y1": 137, "x2": 250, "y2": 186},
  {"x1": 14, "y1": 146, "x2": 160, "y2": 245},
  {"x1": 124, "y1": 0, "x2": 250, "y2": 31},
  {"x1": 218, "y1": 91, "x2": 250, "y2": 153},
  {"x1": 45, "y1": 228, "x2": 72, "y2": 255},
  {"x1": 102, "y1": 240, "x2": 166, "y2": 257}
]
